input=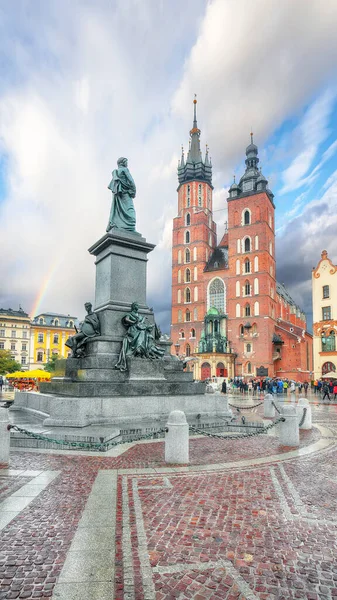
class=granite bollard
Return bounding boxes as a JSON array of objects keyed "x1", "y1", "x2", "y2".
[
  {"x1": 264, "y1": 393, "x2": 275, "y2": 418},
  {"x1": 165, "y1": 410, "x2": 189, "y2": 464},
  {"x1": 279, "y1": 405, "x2": 299, "y2": 447},
  {"x1": 0, "y1": 409, "x2": 10, "y2": 466},
  {"x1": 297, "y1": 397, "x2": 312, "y2": 430}
]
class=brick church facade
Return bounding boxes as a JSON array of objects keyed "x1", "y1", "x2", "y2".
[{"x1": 171, "y1": 99, "x2": 313, "y2": 382}]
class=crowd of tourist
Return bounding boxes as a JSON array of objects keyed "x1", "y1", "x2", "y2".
[{"x1": 228, "y1": 377, "x2": 337, "y2": 400}]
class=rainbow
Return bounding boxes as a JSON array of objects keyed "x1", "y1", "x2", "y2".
[{"x1": 30, "y1": 259, "x2": 61, "y2": 318}]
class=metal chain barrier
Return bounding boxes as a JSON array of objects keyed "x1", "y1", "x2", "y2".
[
  {"x1": 228, "y1": 401, "x2": 264, "y2": 411},
  {"x1": 298, "y1": 407, "x2": 307, "y2": 427},
  {"x1": 189, "y1": 416, "x2": 285, "y2": 440},
  {"x1": 271, "y1": 401, "x2": 281, "y2": 414},
  {"x1": 7, "y1": 424, "x2": 167, "y2": 451}
]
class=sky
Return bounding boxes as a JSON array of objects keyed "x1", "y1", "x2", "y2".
[{"x1": 1, "y1": 0, "x2": 337, "y2": 333}]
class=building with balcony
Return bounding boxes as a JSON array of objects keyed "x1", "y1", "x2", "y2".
[{"x1": 312, "y1": 250, "x2": 337, "y2": 379}]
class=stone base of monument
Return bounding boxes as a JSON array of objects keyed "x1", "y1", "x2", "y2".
[
  {"x1": 12, "y1": 389, "x2": 231, "y2": 428},
  {"x1": 8, "y1": 356, "x2": 233, "y2": 430}
]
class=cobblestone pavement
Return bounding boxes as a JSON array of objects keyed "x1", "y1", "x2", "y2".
[{"x1": 0, "y1": 399, "x2": 337, "y2": 599}]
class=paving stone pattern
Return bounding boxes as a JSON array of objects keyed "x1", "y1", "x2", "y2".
[{"x1": 0, "y1": 398, "x2": 337, "y2": 599}]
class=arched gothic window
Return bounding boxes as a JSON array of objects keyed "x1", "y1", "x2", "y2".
[
  {"x1": 208, "y1": 278, "x2": 225, "y2": 312},
  {"x1": 244, "y1": 280, "x2": 251, "y2": 296},
  {"x1": 191, "y1": 328, "x2": 196, "y2": 338},
  {"x1": 245, "y1": 304, "x2": 251, "y2": 317},
  {"x1": 244, "y1": 210, "x2": 250, "y2": 225},
  {"x1": 185, "y1": 343, "x2": 191, "y2": 357},
  {"x1": 185, "y1": 268, "x2": 191, "y2": 283},
  {"x1": 186, "y1": 213, "x2": 191, "y2": 226},
  {"x1": 185, "y1": 230, "x2": 190, "y2": 244},
  {"x1": 247, "y1": 362, "x2": 252, "y2": 374},
  {"x1": 246, "y1": 343, "x2": 251, "y2": 353},
  {"x1": 185, "y1": 310, "x2": 191, "y2": 322},
  {"x1": 244, "y1": 238, "x2": 251, "y2": 252},
  {"x1": 185, "y1": 248, "x2": 190, "y2": 263},
  {"x1": 245, "y1": 259, "x2": 251, "y2": 274},
  {"x1": 185, "y1": 288, "x2": 191, "y2": 303}
]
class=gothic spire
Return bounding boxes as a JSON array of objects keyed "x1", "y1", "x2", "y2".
[
  {"x1": 177, "y1": 97, "x2": 212, "y2": 187},
  {"x1": 187, "y1": 95, "x2": 201, "y2": 164}
]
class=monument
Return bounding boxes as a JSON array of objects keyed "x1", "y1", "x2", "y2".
[{"x1": 13, "y1": 159, "x2": 232, "y2": 431}]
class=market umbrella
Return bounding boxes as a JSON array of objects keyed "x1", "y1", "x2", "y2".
[
  {"x1": 23, "y1": 370, "x2": 51, "y2": 379},
  {"x1": 6, "y1": 371, "x2": 28, "y2": 378},
  {"x1": 321, "y1": 371, "x2": 337, "y2": 378}
]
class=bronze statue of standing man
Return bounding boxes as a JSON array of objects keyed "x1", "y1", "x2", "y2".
[{"x1": 106, "y1": 157, "x2": 136, "y2": 232}]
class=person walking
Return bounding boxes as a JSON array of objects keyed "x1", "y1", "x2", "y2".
[
  {"x1": 0, "y1": 376, "x2": 3, "y2": 393},
  {"x1": 333, "y1": 381, "x2": 337, "y2": 401},
  {"x1": 322, "y1": 382, "x2": 330, "y2": 401},
  {"x1": 303, "y1": 381, "x2": 309, "y2": 396},
  {"x1": 221, "y1": 380, "x2": 227, "y2": 394}
]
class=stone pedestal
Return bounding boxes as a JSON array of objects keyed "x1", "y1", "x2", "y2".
[
  {"x1": 297, "y1": 397, "x2": 312, "y2": 430},
  {"x1": 264, "y1": 393, "x2": 275, "y2": 418},
  {"x1": 88, "y1": 230, "x2": 155, "y2": 341},
  {"x1": 0, "y1": 409, "x2": 10, "y2": 466},
  {"x1": 165, "y1": 410, "x2": 189, "y2": 464},
  {"x1": 279, "y1": 405, "x2": 299, "y2": 447}
]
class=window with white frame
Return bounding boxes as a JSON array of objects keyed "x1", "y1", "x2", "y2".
[
  {"x1": 254, "y1": 256, "x2": 259, "y2": 272},
  {"x1": 0, "y1": 329, "x2": 4, "y2": 337},
  {"x1": 37, "y1": 351, "x2": 43, "y2": 362},
  {"x1": 185, "y1": 268, "x2": 191, "y2": 283},
  {"x1": 11, "y1": 331, "x2": 16, "y2": 338},
  {"x1": 244, "y1": 259, "x2": 251, "y2": 274},
  {"x1": 185, "y1": 310, "x2": 191, "y2": 322},
  {"x1": 243, "y1": 209, "x2": 250, "y2": 225},
  {"x1": 21, "y1": 356, "x2": 26, "y2": 365},
  {"x1": 244, "y1": 237, "x2": 251, "y2": 252},
  {"x1": 186, "y1": 213, "x2": 191, "y2": 226},
  {"x1": 23, "y1": 331, "x2": 27, "y2": 338},
  {"x1": 185, "y1": 248, "x2": 190, "y2": 263},
  {"x1": 254, "y1": 278, "x2": 259, "y2": 294},
  {"x1": 38, "y1": 333, "x2": 44, "y2": 343},
  {"x1": 185, "y1": 230, "x2": 190, "y2": 244},
  {"x1": 185, "y1": 288, "x2": 191, "y2": 303},
  {"x1": 236, "y1": 259, "x2": 240, "y2": 275}
]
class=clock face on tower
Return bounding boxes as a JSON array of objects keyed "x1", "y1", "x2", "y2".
[{"x1": 243, "y1": 180, "x2": 254, "y2": 192}]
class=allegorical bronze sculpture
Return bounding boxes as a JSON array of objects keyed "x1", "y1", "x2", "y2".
[
  {"x1": 106, "y1": 157, "x2": 136, "y2": 232},
  {"x1": 115, "y1": 302, "x2": 164, "y2": 371},
  {"x1": 65, "y1": 302, "x2": 100, "y2": 357}
]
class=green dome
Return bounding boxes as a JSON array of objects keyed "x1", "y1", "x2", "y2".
[{"x1": 207, "y1": 306, "x2": 219, "y2": 316}]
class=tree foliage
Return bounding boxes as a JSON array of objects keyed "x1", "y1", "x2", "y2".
[
  {"x1": 44, "y1": 353, "x2": 60, "y2": 372},
  {"x1": 0, "y1": 350, "x2": 22, "y2": 375}
]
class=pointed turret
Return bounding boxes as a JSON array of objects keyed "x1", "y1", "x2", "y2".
[{"x1": 177, "y1": 97, "x2": 213, "y2": 187}]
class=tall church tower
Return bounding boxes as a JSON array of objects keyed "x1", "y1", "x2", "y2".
[
  {"x1": 171, "y1": 98, "x2": 216, "y2": 357},
  {"x1": 226, "y1": 135, "x2": 277, "y2": 377}
]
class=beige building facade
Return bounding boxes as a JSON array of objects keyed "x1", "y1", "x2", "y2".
[
  {"x1": 312, "y1": 250, "x2": 337, "y2": 378},
  {"x1": 0, "y1": 308, "x2": 31, "y2": 369}
]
